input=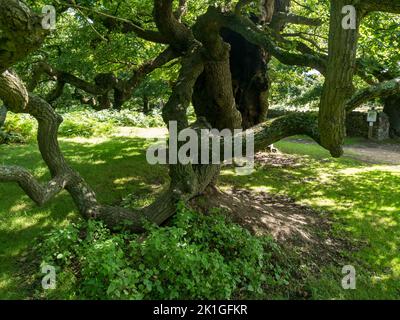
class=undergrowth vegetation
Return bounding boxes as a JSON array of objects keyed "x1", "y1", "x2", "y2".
[
  {"x1": 33, "y1": 203, "x2": 290, "y2": 300},
  {"x1": 1, "y1": 107, "x2": 164, "y2": 142}
]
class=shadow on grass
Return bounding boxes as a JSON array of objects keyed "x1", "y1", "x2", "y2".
[
  {"x1": 0, "y1": 136, "x2": 168, "y2": 298},
  {"x1": 221, "y1": 140, "x2": 400, "y2": 298}
]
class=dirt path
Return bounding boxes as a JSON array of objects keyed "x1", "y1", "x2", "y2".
[
  {"x1": 344, "y1": 142, "x2": 400, "y2": 165},
  {"x1": 288, "y1": 138, "x2": 400, "y2": 165}
]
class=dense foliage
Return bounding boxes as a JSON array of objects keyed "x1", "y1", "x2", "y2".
[
  {"x1": 34, "y1": 203, "x2": 290, "y2": 300},
  {"x1": 1, "y1": 107, "x2": 164, "y2": 142}
]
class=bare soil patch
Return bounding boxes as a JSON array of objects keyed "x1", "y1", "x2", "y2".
[{"x1": 191, "y1": 187, "x2": 353, "y2": 272}]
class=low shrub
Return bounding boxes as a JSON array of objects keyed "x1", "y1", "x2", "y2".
[
  {"x1": 2, "y1": 113, "x2": 37, "y2": 143},
  {"x1": 59, "y1": 113, "x2": 114, "y2": 137},
  {"x1": 34, "y1": 203, "x2": 290, "y2": 300},
  {"x1": 102, "y1": 109, "x2": 164, "y2": 128},
  {"x1": 1, "y1": 106, "x2": 164, "y2": 143},
  {"x1": 57, "y1": 106, "x2": 164, "y2": 129}
]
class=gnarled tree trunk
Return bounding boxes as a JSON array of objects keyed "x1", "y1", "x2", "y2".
[
  {"x1": 0, "y1": 106, "x2": 6, "y2": 127},
  {"x1": 221, "y1": 28, "x2": 270, "y2": 129},
  {"x1": 383, "y1": 95, "x2": 400, "y2": 138}
]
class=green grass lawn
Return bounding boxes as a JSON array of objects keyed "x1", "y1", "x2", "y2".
[
  {"x1": 0, "y1": 132, "x2": 399, "y2": 299},
  {"x1": 0, "y1": 134, "x2": 168, "y2": 299},
  {"x1": 222, "y1": 140, "x2": 400, "y2": 299}
]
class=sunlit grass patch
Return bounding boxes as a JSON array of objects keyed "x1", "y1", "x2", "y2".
[
  {"x1": 0, "y1": 132, "x2": 168, "y2": 299},
  {"x1": 221, "y1": 138, "x2": 400, "y2": 299}
]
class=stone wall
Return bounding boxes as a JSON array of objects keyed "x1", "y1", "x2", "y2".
[
  {"x1": 346, "y1": 111, "x2": 390, "y2": 141},
  {"x1": 267, "y1": 109, "x2": 390, "y2": 141}
]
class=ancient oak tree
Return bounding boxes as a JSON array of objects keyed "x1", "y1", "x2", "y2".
[{"x1": 1, "y1": 0, "x2": 400, "y2": 231}]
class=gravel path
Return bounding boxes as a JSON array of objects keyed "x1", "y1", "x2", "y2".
[
  {"x1": 344, "y1": 142, "x2": 400, "y2": 165},
  {"x1": 287, "y1": 138, "x2": 400, "y2": 165}
]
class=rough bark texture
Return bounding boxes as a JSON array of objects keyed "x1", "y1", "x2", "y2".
[
  {"x1": 192, "y1": 12, "x2": 242, "y2": 130},
  {"x1": 0, "y1": 0, "x2": 48, "y2": 73},
  {"x1": 346, "y1": 78, "x2": 400, "y2": 112},
  {"x1": 0, "y1": 105, "x2": 6, "y2": 127},
  {"x1": 383, "y1": 95, "x2": 400, "y2": 138},
  {"x1": 318, "y1": 0, "x2": 363, "y2": 157},
  {"x1": 0, "y1": 105, "x2": 7, "y2": 143},
  {"x1": 0, "y1": 70, "x2": 29, "y2": 112},
  {"x1": 221, "y1": 28, "x2": 270, "y2": 129}
]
